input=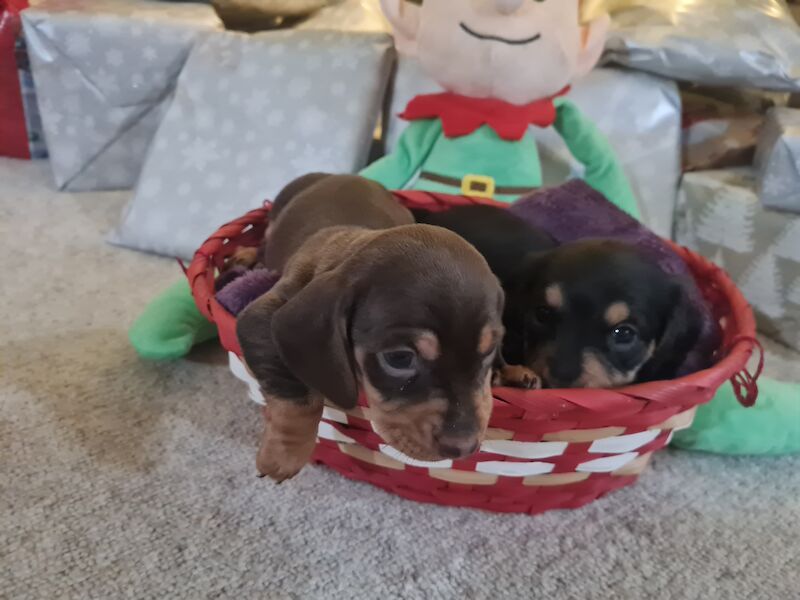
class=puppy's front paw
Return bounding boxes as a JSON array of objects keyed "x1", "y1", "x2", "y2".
[
  {"x1": 255, "y1": 401, "x2": 322, "y2": 483},
  {"x1": 256, "y1": 432, "x2": 316, "y2": 483},
  {"x1": 224, "y1": 246, "x2": 260, "y2": 272},
  {"x1": 493, "y1": 365, "x2": 542, "y2": 390}
]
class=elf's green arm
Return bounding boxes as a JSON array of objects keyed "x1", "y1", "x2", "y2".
[
  {"x1": 360, "y1": 118, "x2": 443, "y2": 189},
  {"x1": 553, "y1": 98, "x2": 640, "y2": 219}
]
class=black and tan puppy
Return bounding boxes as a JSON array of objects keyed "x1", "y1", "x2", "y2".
[
  {"x1": 505, "y1": 240, "x2": 702, "y2": 388},
  {"x1": 416, "y1": 206, "x2": 702, "y2": 389},
  {"x1": 236, "y1": 175, "x2": 506, "y2": 482}
]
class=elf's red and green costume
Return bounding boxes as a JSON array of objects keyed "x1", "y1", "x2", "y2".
[{"x1": 362, "y1": 91, "x2": 639, "y2": 217}]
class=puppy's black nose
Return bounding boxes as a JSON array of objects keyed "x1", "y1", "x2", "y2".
[{"x1": 437, "y1": 438, "x2": 480, "y2": 459}]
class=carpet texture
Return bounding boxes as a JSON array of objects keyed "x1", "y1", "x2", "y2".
[{"x1": 1, "y1": 159, "x2": 799, "y2": 600}]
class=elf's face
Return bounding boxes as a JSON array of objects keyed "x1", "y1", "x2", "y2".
[{"x1": 383, "y1": 0, "x2": 608, "y2": 105}]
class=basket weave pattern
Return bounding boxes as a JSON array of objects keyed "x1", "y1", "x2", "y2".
[{"x1": 188, "y1": 192, "x2": 759, "y2": 515}]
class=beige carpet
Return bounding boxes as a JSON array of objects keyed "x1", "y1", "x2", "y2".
[{"x1": 2, "y1": 159, "x2": 799, "y2": 600}]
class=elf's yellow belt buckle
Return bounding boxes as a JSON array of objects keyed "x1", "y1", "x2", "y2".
[{"x1": 461, "y1": 174, "x2": 496, "y2": 199}]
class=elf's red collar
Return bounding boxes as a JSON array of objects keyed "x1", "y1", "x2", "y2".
[{"x1": 399, "y1": 88, "x2": 570, "y2": 141}]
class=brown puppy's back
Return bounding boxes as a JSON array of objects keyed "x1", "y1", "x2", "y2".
[{"x1": 263, "y1": 174, "x2": 414, "y2": 272}]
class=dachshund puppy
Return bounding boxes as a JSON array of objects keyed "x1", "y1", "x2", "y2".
[
  {"x1": 236, "y1": 175, "x2": 506, "y2": 482},
  {"x1": 416, "y1": 206, "x2": 703, "y2": 388},
  {"x1": 505, "y1": 240, "x2": 703, "y2": 388},
  {"x1": 413, "y1": 205, "x2": 557, "y2": 287},
  {"x1": 415, "y1": 205, "x2": 554, "y2": 381}
]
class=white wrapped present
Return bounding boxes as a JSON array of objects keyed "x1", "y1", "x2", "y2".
[
  {"x1": 22, "y1": 0, "x2": 221, "y2": 191},
  {"x1": 676, "y1": 169, "x2": 800, "y2": 351},
  {"x1": 109, "y1": 29, "x2": 394, "y2": 259},
  {"x1": 755, "y1": 108, "x2": 800, "y2": 214}
]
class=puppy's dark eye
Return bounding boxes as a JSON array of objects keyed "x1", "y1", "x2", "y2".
[
  {"x1": 610, "y1": 324, "x2": 639, "y2": 348},
  {"x1": 377, "y1": 348, "x2": 419, "y2": 378}
]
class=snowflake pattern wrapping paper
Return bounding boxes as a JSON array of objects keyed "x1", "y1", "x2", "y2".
[
  {"x1": 755, "y1": 108, "x2": 800, "y2": 215},
  {"x1": 21, "y1": 0, "x2": 221, "y2": 191},
  {"x1": 109, "y1": 29, "x2": 394, "y2": 259},
  {"x1": 676, "y1": 168, "x2": 800, "y2": 351},
  {"x1": 586, "y1": 0, "x2": 800, "y2": 91},
  {"x1": 384, "y1": 57, "x2": 681, "y2": 239}
]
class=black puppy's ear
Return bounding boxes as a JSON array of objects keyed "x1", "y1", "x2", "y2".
[
  {"x1": 641, "y1": 281, "x2": 702, "y2": 381},
  {"x1": 409, "y1": 208, "x2": 432, "y2": 223},
  {"x1": 270, "y1": 273, "x2": 359, "y2": 409},
  {"x1": 499, "y1": 250, "x2": 550, "y2": 365},
  {"x1": 511, "y1": 250, "x2": 551, "y2": 286}
]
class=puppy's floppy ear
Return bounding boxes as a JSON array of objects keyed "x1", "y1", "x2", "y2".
[
  {"x1": 270, "y1": 172, "x2": 330, "y2": 221},
  {"x1": 270, "y1": 272, "x2": 359, "y2": 409},
  {"x1": 499, "y1": 250, "x2": 551, "y2": 365},
  {"x1": 642, "y1": 280, "x2": 702, "y2": 381}
]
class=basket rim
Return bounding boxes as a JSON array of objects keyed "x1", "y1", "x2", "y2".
[{"x1": 187, "y1": 193, "x2": 758, "y2": 416}]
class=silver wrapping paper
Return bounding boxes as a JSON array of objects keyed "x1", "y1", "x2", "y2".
[
  {"x1": 585, "y1": 0, "x2": 800, "y2": 91},
  {"x1": 676, "y1": 168, "x2": 800, "y2": 351},
  {"x1": 109, "y1": 30, "x2": 394, "y2": 259},
  {"x1": 22, "y1": 0, "x2": 221, "y2": 191},
  {"x1": 755, "y1": 107, "x2": 800, "y2": 214},
  {"x1": 384, "y1": 57, "x2": 681, "y2": 239}
]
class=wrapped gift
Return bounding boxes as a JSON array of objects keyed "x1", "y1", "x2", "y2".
[
  {"x1": 109, "y1": 29, "x2": 394, "y2": 259},
  {"x1": 754, "y1": 108, "x2": 800, "y2": 214},
  {"x1": 1, "y1": 0, "x2": 41, "y2": 159},
  {"x1": 587, "y1": 0, "x2": 800, "y2": 91},
  {"x1": 21, "y1": 0, "x2": 221, "y2": 190},
  {"x1": 676, "y1": 169, "x2": 800, "y2": 351},
  {"x1": 680, "y1": 86, "x2": 788, "y2": 172},
  {"x1": 384, "y1": 58, "x2": 681, "y2": 239},
  {"x1": 14, "y1": 23, "x2": 46, "y2": 158}
]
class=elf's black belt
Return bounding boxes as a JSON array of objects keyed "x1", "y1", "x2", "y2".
[{"x1": 419, "y1": 172, "x2": 535, "y2": 198}]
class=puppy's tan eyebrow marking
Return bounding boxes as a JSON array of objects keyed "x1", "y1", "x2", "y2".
[
  {"x1": 545, "y1": 284, "x2": 563, "y2": 309},
  {"x1": 605, "y1": 302, "x2": 631, "y2": 326},
  {"x1": 415, "y1": 331, "x2": 440, "y2": 361},
  {"x1": 478, "y1": 325, "x2": 496, "y2": 355}
]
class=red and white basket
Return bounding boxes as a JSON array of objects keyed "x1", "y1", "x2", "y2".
[{"x1": 188, "y1": 192, "x2": 760, "y2": 515}]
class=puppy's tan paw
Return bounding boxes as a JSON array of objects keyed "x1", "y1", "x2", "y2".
[
  {"x1": 254, "y1": 397, "x2": 323, "y2": 483},
  {"x1": 224, "y1": 246, "x2": 260, "y2": 272},
  {"x1": 493, "y1": 365, "x2": 542, "y2": 390},
  {"x1": 256, "y1": 434, "x2": 316, "y2": 483}
]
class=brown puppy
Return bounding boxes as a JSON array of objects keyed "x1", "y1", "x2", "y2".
[{"x1": 236, "y1": 174, "x2": 506, "y2": 482}]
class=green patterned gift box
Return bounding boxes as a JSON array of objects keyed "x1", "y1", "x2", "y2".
[{"x1": 677, "y1": 168, "x2": 800, "y2": 351}]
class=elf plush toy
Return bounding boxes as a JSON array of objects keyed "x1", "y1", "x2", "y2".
[{"x1": 361, "y1": 0, "x2": 639, "y2": 216}]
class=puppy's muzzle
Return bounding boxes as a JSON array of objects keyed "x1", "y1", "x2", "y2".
[
  {"x1": 545, "y1": 357, "x2": 582, "y2": 389},
  {"x1": 435, "y1": 434, "x2": 481, "y2": 459},
  {"x1": 434, "y1": 414, "x2": 484, "y2": 459}
]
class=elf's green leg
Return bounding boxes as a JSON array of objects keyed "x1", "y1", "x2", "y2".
[
  {"x1": 129, "y1": 279, "x2": 218, "y2": 360},
  {"x1": 671, "y1": 378, "x2": 800, "y2": 456}
]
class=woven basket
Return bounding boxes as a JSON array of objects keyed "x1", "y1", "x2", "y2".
[{"x1": 188, "y1": 192, "x2": 760, "y2": 515}]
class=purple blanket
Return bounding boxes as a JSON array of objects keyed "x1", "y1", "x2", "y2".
[{"x1": 216, "y1": 267, "x2": 280, "y2": 316}]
